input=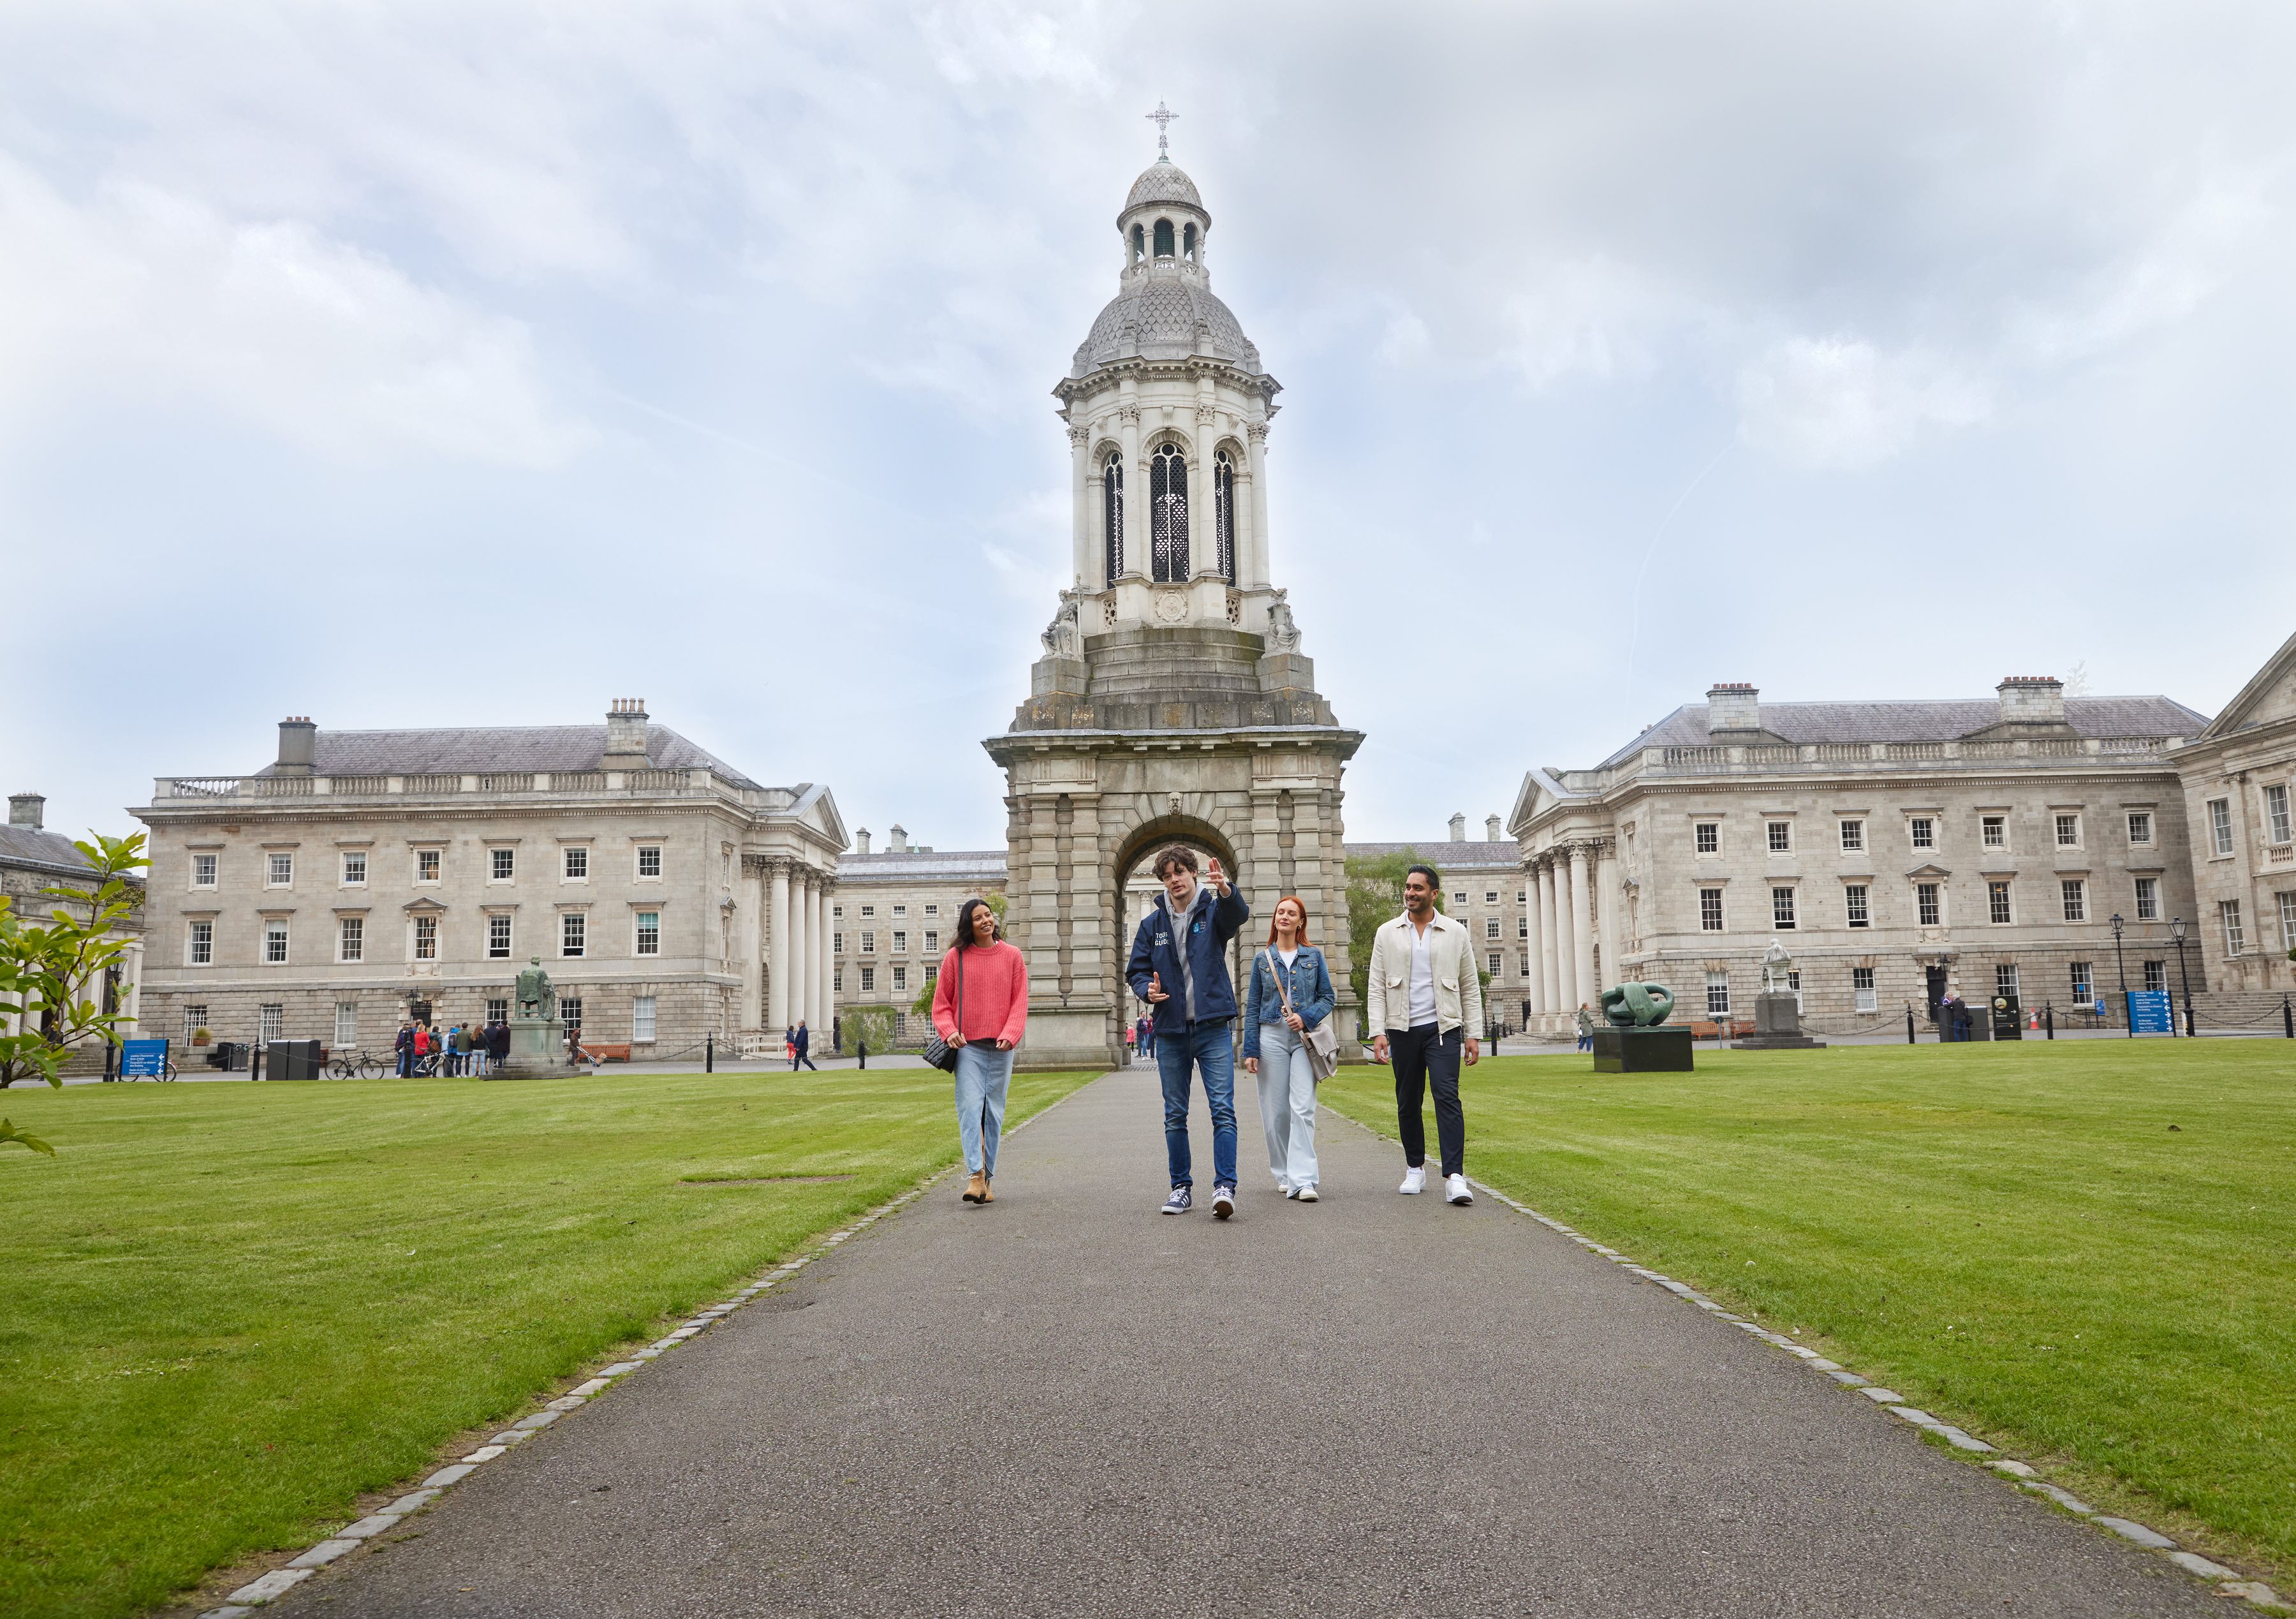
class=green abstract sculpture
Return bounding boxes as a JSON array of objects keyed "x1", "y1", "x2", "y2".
[{"x1": 1600, "y1": 982, "x2": 1675, "y2": 1027}]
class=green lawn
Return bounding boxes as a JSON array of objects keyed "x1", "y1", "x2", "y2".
[
  {"x1": 0, "y1": 1065, "x2": 1096, "y2": 1619},
  {"x1": 1325, "y1": 1040, "x2": 2296, "y2": 1578}
]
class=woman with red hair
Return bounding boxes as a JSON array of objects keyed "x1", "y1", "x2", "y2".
[{"x1": 1241, "y1": 896, "x2": 1336, "y2": 1201}]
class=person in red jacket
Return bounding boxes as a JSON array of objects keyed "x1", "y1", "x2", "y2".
[{"x1": 932, "y1": 896, "x2": 1028, "y2": 1205}]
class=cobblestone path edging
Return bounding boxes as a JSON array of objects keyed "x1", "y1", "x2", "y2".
[
  {"x1": 195, "y1": 1079, "x2": 1098, "y2": 1615},
  {"x1": 1320, "y1": 1099, "x2": 2292, "y2": 1615}
]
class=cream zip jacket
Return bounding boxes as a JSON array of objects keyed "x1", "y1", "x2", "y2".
[{"x1": 1365, "y1": 908, "x2": 1485, "y2": 1036}]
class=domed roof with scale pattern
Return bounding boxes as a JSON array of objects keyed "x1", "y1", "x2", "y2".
[{"x1": 1123, "y1": 159, "x2": 1205, "y2": 216}]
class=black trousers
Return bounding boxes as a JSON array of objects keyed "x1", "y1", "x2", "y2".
[{"x1": 1389, "y1": 1023, "x2": 1465, "y2": 1177}]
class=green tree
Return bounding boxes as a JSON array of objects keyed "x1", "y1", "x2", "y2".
[
  {"x1": 1340, "y1": 850, "x2": 1490, "y2": 1029},
  {"x1": 0, "y1": 831, "x2": 150, "y2": 1140},
  {"x1": 841, "y1": 1004, "x2": 903, "y2": 1056}
]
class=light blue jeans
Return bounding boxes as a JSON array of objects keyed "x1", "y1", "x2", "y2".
[
  {"x1": 1254, "y1": 1020, "x2": 1319, "y2": 1190},
  {"x1": 954, "y1": 1041, "x2": 1015, "y2": 1178}
]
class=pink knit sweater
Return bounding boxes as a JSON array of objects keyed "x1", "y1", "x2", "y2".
[{"x1": 931, "y1": 940, "x2": 1029, "y2": 1047}]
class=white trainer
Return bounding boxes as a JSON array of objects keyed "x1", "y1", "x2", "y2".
[
  {"x1": 1296, "y1": 1185, "x2": 1320, "y2": 1202},
  {"x1": 1446, "y1": 1173, "x2": 1475, "y2": 1206},
  {"x1": 1399, "y1": 1164, "x2": 1426, "y2": 1195}
]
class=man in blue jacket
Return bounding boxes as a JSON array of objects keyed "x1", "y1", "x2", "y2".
[{"x1": 1128, "y1": 845, "x2": 1251, "y2": 1218}]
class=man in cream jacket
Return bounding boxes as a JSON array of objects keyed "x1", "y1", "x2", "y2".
[{"x1": 1365, "y1": 862, "x2": 1483, "y2": 1205}]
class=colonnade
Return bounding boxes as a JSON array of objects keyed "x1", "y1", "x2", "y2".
[
  {"x1": 1520, "y1": 839, "x2": 1617, "y2": 1026},
  {"x1": 750, "y1": 857, "x2": 835, "y2": 1039}
]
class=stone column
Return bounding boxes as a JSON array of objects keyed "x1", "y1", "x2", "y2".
[
  {"x1": 802, "y1": 873, "x2": 823, "y2": 1042},
  {"x1": 1523, "y1": 869, "x2": 1547, "y2": 1016},
  {"x1": 1593, "y1": 840, "x2": 1618, "y2": 994},
  {"x1": 817, "y1": 880, "x2": 837, "y2": 1038},
  {"x1": 122, "y1": 940, "x2": 145, "y2": 1037},
  {"x1": 739, "y1": 859, "x2": 763, "y2": 1030},
  {"x1": 1119, "y1": 393, "x2": 1144, "y2": 578},
  {"x1": 1568, "y1": 845, "x2": 1596, "y2": 1016},
  {"x1": 1084, "y1": 463, "x2": 1107, "y2": 589},
  {"x1": 1246, "y1": 422, "x2": 1271, "y2": 588},
  {"x1": 1068, "y1": 422, "x2": 1091, "y2": 587},
  {"x1": 1551, "y1": 857, "x2": 1578, "y2": 1016},
  {"x1": 1538, "y1": 860, "x2": 1563, "y2": 1018},
  {"x1": 767, "y1": 860, "x2": 791, "y2": 1032}
]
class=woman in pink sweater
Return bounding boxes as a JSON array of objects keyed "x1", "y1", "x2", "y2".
[{"x1": 932, "y1": 897, "x2": 1028, "y2": 1204}]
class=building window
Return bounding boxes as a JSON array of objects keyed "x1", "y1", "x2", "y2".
[
  {"x1": 563, "y1": 912, "x2": 586, "y2": 957},
  {"x1": 1988, "y1": 882, "x2": 2013, "y2": 924},
  {"x1": 2070, "y1": 961, "x2": 2093, "y2": 1003},
  {"x1": 1517, "y1": 915, "x2": 1529, "y2": 938},
  {"x1": 1103, "y1": 450, "x2": 1124, "y2": 584},
  {"x1": 633, "y1": 996, "x2": 657, "y2": 1042},
  {"x1": 1917, "y1": 883, "x2": 1941, "y2": 926},
  {"x1": 414, "y1": 915, "x2": 437, "y2": 959},
  {"x1": 1150, "y1": 442, "x2": 1189, "y2": 582},
  {"x1": 188, "y1": 920, "x2": 213, "y2": 965},
  {"x1": 487, "y1": 998, "x2": 509, "y2": 1023},
  {"x1": 2142, "y1": 960, "x2": 2165, "y2": 993},
  {"x1": 193, "y1": 853, "x2": 217, "y2": 887},
  {"x1": 2127, "y1": 811, "x2": 2152, "y2": 845},
  {"x1": 636, "y1": 912, "x2": 659, "y2": 955},
  {"x1": 342, "y1": 851, "x2": 366, "y2": 885},
  {"x1": 638, "y1": 845, "x2": 662, "y2": 878},
  {"x1": 860, "y1": 931, "x2": 876, "y2": 953},
  {"x1": 489, "y1": 915, "x2": 513, "y2": 959},
  {"x1": 339, "y1": 917, "x2": 364, "y2": 962},
  {"x1": 1996, "y1": 964, "x2": 2020, "y2": 1000},
  {"x1": 925, "y1": 904, "x2": 939, "y2": 917},
  {"x1": 892, "y1": 965, "x2": 908, "y2": 993},
  {"x1": 1211, "y1": 448, "x2": 1237, "y2": 581},
  {"x1": 1844, "y1": 885, "x2": 1869, "y2": 928},
  {"x1": 1910, "y1": 817, "x2": 1934, "y2": 849},
  {"x1": 335, "y1": 1001, "x2": 358, "y2": 1046},
  {"x1": 2267, "y1": 783, "x2": 2292, "y2": 845},
  {"x1": 1153, "y1": 216, "x2": 1174, "y2": 257},
  {"x1": 893, "y1": 930, "x2": 908, "y2": 953},
  {"x1": 1452, "y1": 891, "x2": 1466, "y2": 906},
  {"x1": 2281, "y1": 891, "x2": 2296, "y2": 952},
  {"x1": 564, "y1": 846, "x2": 589, "y2": 880},
  {"x1": 1853, "y1": 966, "x2": 1876, "y2": 1013},
  {"x1": 860, "y1": 905, "x2": 875, "y2": 918},
  {"x1": 2134, "y1": 875, "x2": 2160, "y2": 920},
  {"x1": 834, "y1": 906, "x2": 844, "y2": 919},
  {"x1": 267, "y1": 852, "x2": 292, "y2": 886},
  {"x1": 1484, "y1": 891, "x2": 1499, "y2": 905},
  {"x1": 1772, "y1": 887, "x2": 1797, "y2": 929},
  {"x1": 492, "y1": 848, "x2": 515, "y2": 881},
  {"x1": 2209, "y1": 798, "x2": 2233, "y2": 856},
  {"x1": 893, "y1": 904, "x2": 908, "y2": 918},
  {"x1": 832, "y1": 968, "x2": 843, "y2": 993},
  {"x1": 859, "y1": 966, "x2": 875, "y2": 993},
  {"x1": 924, "y1": 929, "x2": 939, "y2": 953},
  {"x1": 415, "y1": 848, "x2": 441, "y2": 882},
  {"x1": 1705, "y1": 972, "x2": 1730, "y2": 1016},
  {"x1": 181, "y1": 1004, "x2": 209, "y2": 1040},
  {"x1": 1982, "y1": 816, "x2": 2006, "y2": 848},
  {"x1": 833, "y1": 931, "x2": 844, "y2": 953},
  {"x1": 2058, "y1": 878, "x2": 2086, "y2": 922},
  {"x1": 2056, "y1": 814, "x2": 2080, "y2": 847},
  {"x1": 1700, "y1": 888, "x2": 1723, "y2": 931},
  {"x1": 1767, "y1": 822, "x2": 1792, "y2": 853},
  {"x1": 1483, "y1": 952, "x2": 1498, "y2": 977},
  {"x1": 265, "y1": 921, "x2": 289, "y2": 963},
  {"x1": 561, "y1": 998, "x2": 583, "y2": 1035},
  {"x1": 1839, "y1": 820, "x2": 1863, "y2": 852},
  {"x1": 2221, "y1": 899, "x2": 2245, "y2": 956},
  {"x1": 1694, "y1": 823, "x2": 1718, "y2": 854},
  {"x1": 1519, "y1": 952, "x2": 1530, "y2": 977},
  {"x1": 1484, "y1": 917, "x2": 1500, "y2": 940},
  {"x1": 258, "y1": 1003, "x2": 283, "y2": 1042}
]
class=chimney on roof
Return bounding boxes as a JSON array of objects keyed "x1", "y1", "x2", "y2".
[
  {"x1": 1448, "y1": 812, "x2": 1466, "y2": 842},
  {"x1": 855, "y1": 828, "x2": 871, "y2": 855},
  {"x1": 1487, "y1": 815, "x2": 1503, "y2": 843},
  {"x1": 1707, "y1": 683, "x2": 1761, "y2": 735},
  {"x1": 603, "y1": 699, "x2": 652, "y2": 769},
  {"x1": 9, "y1": 792, "x2": 44, "y2": 831},
  {"x1": 1996, "y1": 676, "x2": 2066, "y2": 727},
  {"x1": 889, "y1": 824, "x2": 909, "y2": 854},
  {"x1": 276, "y1": 716, "x2": 316, "y2": 776}
]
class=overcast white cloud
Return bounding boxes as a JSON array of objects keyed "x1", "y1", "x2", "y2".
[{"x1": 3, "y1": 0, "x2": 2293, "y2": 852}]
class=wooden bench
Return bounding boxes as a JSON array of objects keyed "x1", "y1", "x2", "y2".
[{"x1": 574, "y1": 1042, "x2": 632, "y2": 1064}]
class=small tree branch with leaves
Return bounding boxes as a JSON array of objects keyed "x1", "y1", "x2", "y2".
[{"x1": 0, "y1": 831, "x2": 150, "y2": 1097}]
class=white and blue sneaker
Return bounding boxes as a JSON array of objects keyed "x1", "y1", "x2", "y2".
[
  {"x1": 1161, "y1": 1185, "x2": 1193, "y2": 1215},
  {"x1": 1211, "y1": 1184, "x2": 1237, "y2": 1219}
]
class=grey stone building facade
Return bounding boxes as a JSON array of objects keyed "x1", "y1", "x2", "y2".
[
  {"x1": 830, "y1": 827, "x2": 1007, "y2": 1030},
  {"x1": 132, "y1": 705, "x2": 843, "y2": 1058},
  {"x1": 2, "y1": 792, "x2": 147, "y2": 1065},
  {"x1": 2170, "y1": 629, "x2": 2296, "y2": 999},
  {"x1": 1346, "y1": 814, "x2": 1533, "y2": 1021}
]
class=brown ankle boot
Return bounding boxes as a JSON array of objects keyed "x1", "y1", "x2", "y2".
[
  {"x1": 979, "y1": 1176, "x2": 994, "y2": 1204},
  {"x1": 963, "y1": 1170, "x2": 986, "y2": 1203}
]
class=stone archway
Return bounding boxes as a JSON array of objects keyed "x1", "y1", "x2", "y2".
[{"x1": 1108, "y1": 813, "x2": 1242, "y2": 1053}]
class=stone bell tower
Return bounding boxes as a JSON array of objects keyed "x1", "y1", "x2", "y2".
[{"x1": 985, "y1": 137, "x2": 1362, "y2": 1072}]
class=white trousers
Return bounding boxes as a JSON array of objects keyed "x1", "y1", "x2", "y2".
[{"x1": 1254, "y1": 1020, "x2": 1320, "y2": 1190}]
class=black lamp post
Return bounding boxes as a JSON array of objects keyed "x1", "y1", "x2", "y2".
[
  {"x1": 2110, "y1": 912, "x2": 2130, "y2": 1039},
  {"x1": 2172, "y1": 916, "x2": 2194, "y2": 1039}
]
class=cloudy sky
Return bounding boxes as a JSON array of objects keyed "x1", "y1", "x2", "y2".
[{"x1": 5, "y1": 1, "x2": 2292, "y2": 855}]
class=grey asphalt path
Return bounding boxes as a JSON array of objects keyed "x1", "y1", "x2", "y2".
[{"x1": 282, "y1": 1068, "x2": 2216, "y2": 1618}]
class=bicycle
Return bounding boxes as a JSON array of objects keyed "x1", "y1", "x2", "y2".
[{"x1": 328, "y1": 1052, "x2": 388, "y2": 1079}]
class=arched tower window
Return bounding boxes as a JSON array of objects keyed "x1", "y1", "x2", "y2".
[
  {"x1": 1153, "y1": 218, "x2": 1175, "y2": 259},
  {"x1": 1213, "y1": 448, "x2": 1236, "y2": 583},
  {"x1": 1150, "y1": 443, "x2": 1189, "y2": 582},
  {"x1": 1131, "y1": 224, "x2": 1145, "y2": 263},
  {"x1": 1183, "y1": 222, "x2": 1197, "y2": 262},
  {"x1": 1103, "y1": 452, "x2": 1124, "y2": 586}
]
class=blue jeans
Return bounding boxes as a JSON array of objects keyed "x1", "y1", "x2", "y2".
[
  {"x1": 1156, "y1": 1021, "x2": 1237, "y2": 1188},
  {"x1": 954, "y1": 1041, "x2": 1015, "y2": 1178}
]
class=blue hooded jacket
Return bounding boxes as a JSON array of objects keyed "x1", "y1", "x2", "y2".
[{"x1": 1127, "y1": 881, "x2": 1251, "y2": 1033}]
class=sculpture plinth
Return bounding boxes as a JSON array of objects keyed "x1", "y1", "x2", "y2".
[
  {"x1": 1592, "y1": 981, "x2": 1693, "y2": 1072},
  {"x1": 487, "y1": 1017, "x2": 566, "y2": 1079}
]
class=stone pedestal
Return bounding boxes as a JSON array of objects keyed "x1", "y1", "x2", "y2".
[
  {"x1": 486, "y1": 1017, "x2": 566, "y2": 1079},
  {"x1": 1591, "y1": 1026, "x2": 1694, "y2": 1072},
  {"x1": 1736, "y1": 993, "x2": 1825, "y2": 1051}
]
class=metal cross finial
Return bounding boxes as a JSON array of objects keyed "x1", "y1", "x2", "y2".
[{"x1": 1145, "y1": 100, "x2": 1177, "y2": 159}]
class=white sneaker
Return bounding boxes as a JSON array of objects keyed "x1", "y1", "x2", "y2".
[
  {"x1": 1399, "y1": 1165, "x2": 1426, "y2": 1195},
  {"x1": 1296, "y1": 1185, "x2": 1320, "y2": 1202},
  {"x1": 1446, "y1": 1173, "x2": 1475, "y2": 1206}
]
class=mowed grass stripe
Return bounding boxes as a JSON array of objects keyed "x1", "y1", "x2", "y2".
[
  {"x1": 1323, "y1": 1040, "x2": 2296, "y2": 1576},
  {"x1": 0, "y1": 1066, "x2": 1096, "y2": 1619}
]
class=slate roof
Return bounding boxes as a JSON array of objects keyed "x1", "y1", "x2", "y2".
[
  {"x1": 0, "y1": 824, "x2": 99, "y2": 876},
  {"x1": 1341, "y1": 840, "x2": 1521, "y2": 870},
  {"x1": 1593, "y1": 697, "x2": 2207, "y2": 771},
  {"x1": 1124, "y1": 159, "x2": 1205, "y2": 214},
  {"x1": 250, "y1": 725, "x2": 764, "y2": 789},
  {"x1": 1071, "y1": 278, "x2": 1263, "y2": 379},
  {"x1": 837, "y1": 850, "x2": 1008, "y2": 882}
]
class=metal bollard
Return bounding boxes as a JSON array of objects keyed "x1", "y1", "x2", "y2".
[
  {"x1": 1906, "y1": 1005, "x2": 1916, "y2": 1045},
  {"x1": 2045, "y1": 1002, "x2": 2054, "y2": 1040},
  {"x1": 705, "y1": 1032, "x2": 714, "y2": 1074}
]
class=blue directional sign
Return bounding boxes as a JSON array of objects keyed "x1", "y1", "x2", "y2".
[
  {"x1": 120, "y1": 1039, "x2": 170, "y2": 1077},
  {"x1": 2126, "y1": 990, "x2": 2174, "y2": 1035}
]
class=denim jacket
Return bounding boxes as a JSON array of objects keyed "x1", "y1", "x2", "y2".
[{"x1": 1241, "y1": 945, "x2": 1336, "y2": 1060}]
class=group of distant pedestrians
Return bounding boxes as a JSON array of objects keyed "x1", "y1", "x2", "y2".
[{"x1": 394, "y1": 1019, "x2": 511, "y2": 1077}]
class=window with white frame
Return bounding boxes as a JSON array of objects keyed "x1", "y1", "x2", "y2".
[
  {"x1": 1517, "y1": 889, "x2": 1527, "y2": 905},
  {"x1": 491, "y1": 848, "x2": 515, "y2": 881},
  {"x1": 1484, "y1": 891, "x2": 1499, "y2": 905},
  {"x1": 1772, "y1": 886, "x2": 1797, "y2": 929},
  {"x1": 2127, "y1": 811, "x2": 2152, "y2": 845},
  {"x1": 1487, "y1": 952, "x2": 1501, "y2": 977},
  {"x1": 2209, "y1": 798, "x2": 2233, "y2": 856},
  {"x1": 1484, "y1": 917, "x2": 1500, "y2": 940},
  {"x1": 2056, "y1": 814, "x2": 2081, "y2": 846},
  {"x1": 633, "y1": 996, "x2": 658, "y2": 1042},
  {"x1": 1982, "y1": 816, "x2": 2006, "y2": 849},
  {"x1": 487, "y1": 998, "x2": 509, "y2": 1023},
  {"x1": 924, "y1": 904, "x2": 939, "y2": 917},
  {"x1": 1705, "y1": 972, "x2": 1730, "y2": 1015},
  {"x1": 563, "y1": 912, "x2": 586, "y2": 957},
  {"x1": 335, "y1": 1001, "x2": 358, "y2": 1046},
  {"x1": 1853, "y1": 966, "x2": 1876, "y2": 1013},
  {"x1": 2143, "y1": 959, "x2": 2165, "y2": 992},
  {"x1": 860, "y1": 905, "x2": 875, "y2": 918},
  {"x1": 892, "y1": 930, "x2": 908, "y2": 953},
  {"x1": 342, "y1": 850, "x2": 366, "y2": 885},
  {"x1": 193, "y1": 852, "x2": 217, "y2": 887},
  {"x1": 1917, "y1": 883, "x2": 1941, "y2": 926},
  {"x1": 1996, "y1": 963, "x2": 2019, "y2": 1000},
  {"x1": 1839, "y1": 820, "x2": 1864, "y2": 852},
  {"x1": 1910, "y1": 817, "x2": 1934, "y2": 849},
  {"x1": 924, "y1": 929, "x2": 938, "y2": 953},
  {"x1": 2221, "y1": 899, "x2": 2245, "y2": 955},
  {"x1": 1700, "y1": 888, "x2": 1723, "y2": 931},
  {"x1": 181, "y1": 1004, "x2": 208, "y2": 1040},
  {"x1": 414, "y1": 915, "x2": 438, "y2": 959},
  {"x1": 264, "y1": 921, "x2": 289, "y2": 963},
  {"x1": 189, "y1": 920, "x2": 212, "y2": 965},
  {"x1": 892, "y1": 965, "x2": 908, "y2": 993},
  {"x1": 1988, "y1": 882, "x2": 2013, "y2": 924},
  {"x1": 860, "y1": 932, "x2": 876, "y2": 953},
  {"x1": 833, "y1": 931, "x2": 844, "y2": 952},
  {"x1": 894, "y1": 904, "x2": 908, "y2": 918},
  {"x1": 2070, "y1": 961, "x2": 2093, "y2": 1003},
  {"x1": 1519, "y1": 951, "x2": 1531, "y2": 977},
  {"x1": 1452, "y1": 891, "x2": 1466, "y2": 906},
  {"x1": 1767, "y1": 822, "x2": 1792, "y2": 853},
  {"x1": 2267, "y1": 783, "x2": 2292, "y2": 845},
  {"x1": 1695, "y1": 823, "x2": 1719, "y2": 854},
  {"x1": 488, "y1": 915, "x2": 512, "y2": 959},
  {"x1": 339, "y1": 916, "x2": 364, "y2": 961},
  {"x1": 564, "y1": 846, "x2": 589, "y2": 880},
  {"x1": 259, "y1": 1003, "x2": 283, "y2": 1042},
  {"x1": 2281, "y1": 891, "x2": 2296, "y2": 951},
  {"x1": 834, "y1": 905, "x2": 844, "y2": 919},
  {"x1": 924, "y1": 964, "x2": 939, "y2": 989},
  {"x1": 416, "y1": 848, "x2": 441, "y2": 882},
  {"x1": 1517, "y1": 915, "x2": 1529, "y2": 938},
  {"x1": 859, "y1": 966, "x2": 875, "y2": 992},
  {"x1": 638, "y1": 845, "x2": 662, "y2": 878},
  {"x1": 560, "y1": 997, "x2": 582, "y2": 1033},
  {"x1": 2061, "y1": 879, "x2": 2086, "y2": 922},
  {"x1": 636, "y1": 912, "x2": 659, "y2": 956},
  {"x1": 2134, "y1": 875, "x2": 2160, "y2": 920},
  {"x1": 1845, "y1": 884, "x2": 1869, "y2": 928},
  {"x1": 268, "y1": 852, "x2": 293, "y2": 886},
  {"x1": 832, "y1": 967, "x2": 843, "y2": 992}
]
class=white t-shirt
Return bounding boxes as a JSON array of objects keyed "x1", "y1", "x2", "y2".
[
  {"x1": 1408, "y1": 919, "x2": 1437, "y2": 1026},
  {"x1": 1277, "y1": 947, "x2": 1299, "y2": 970}
]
